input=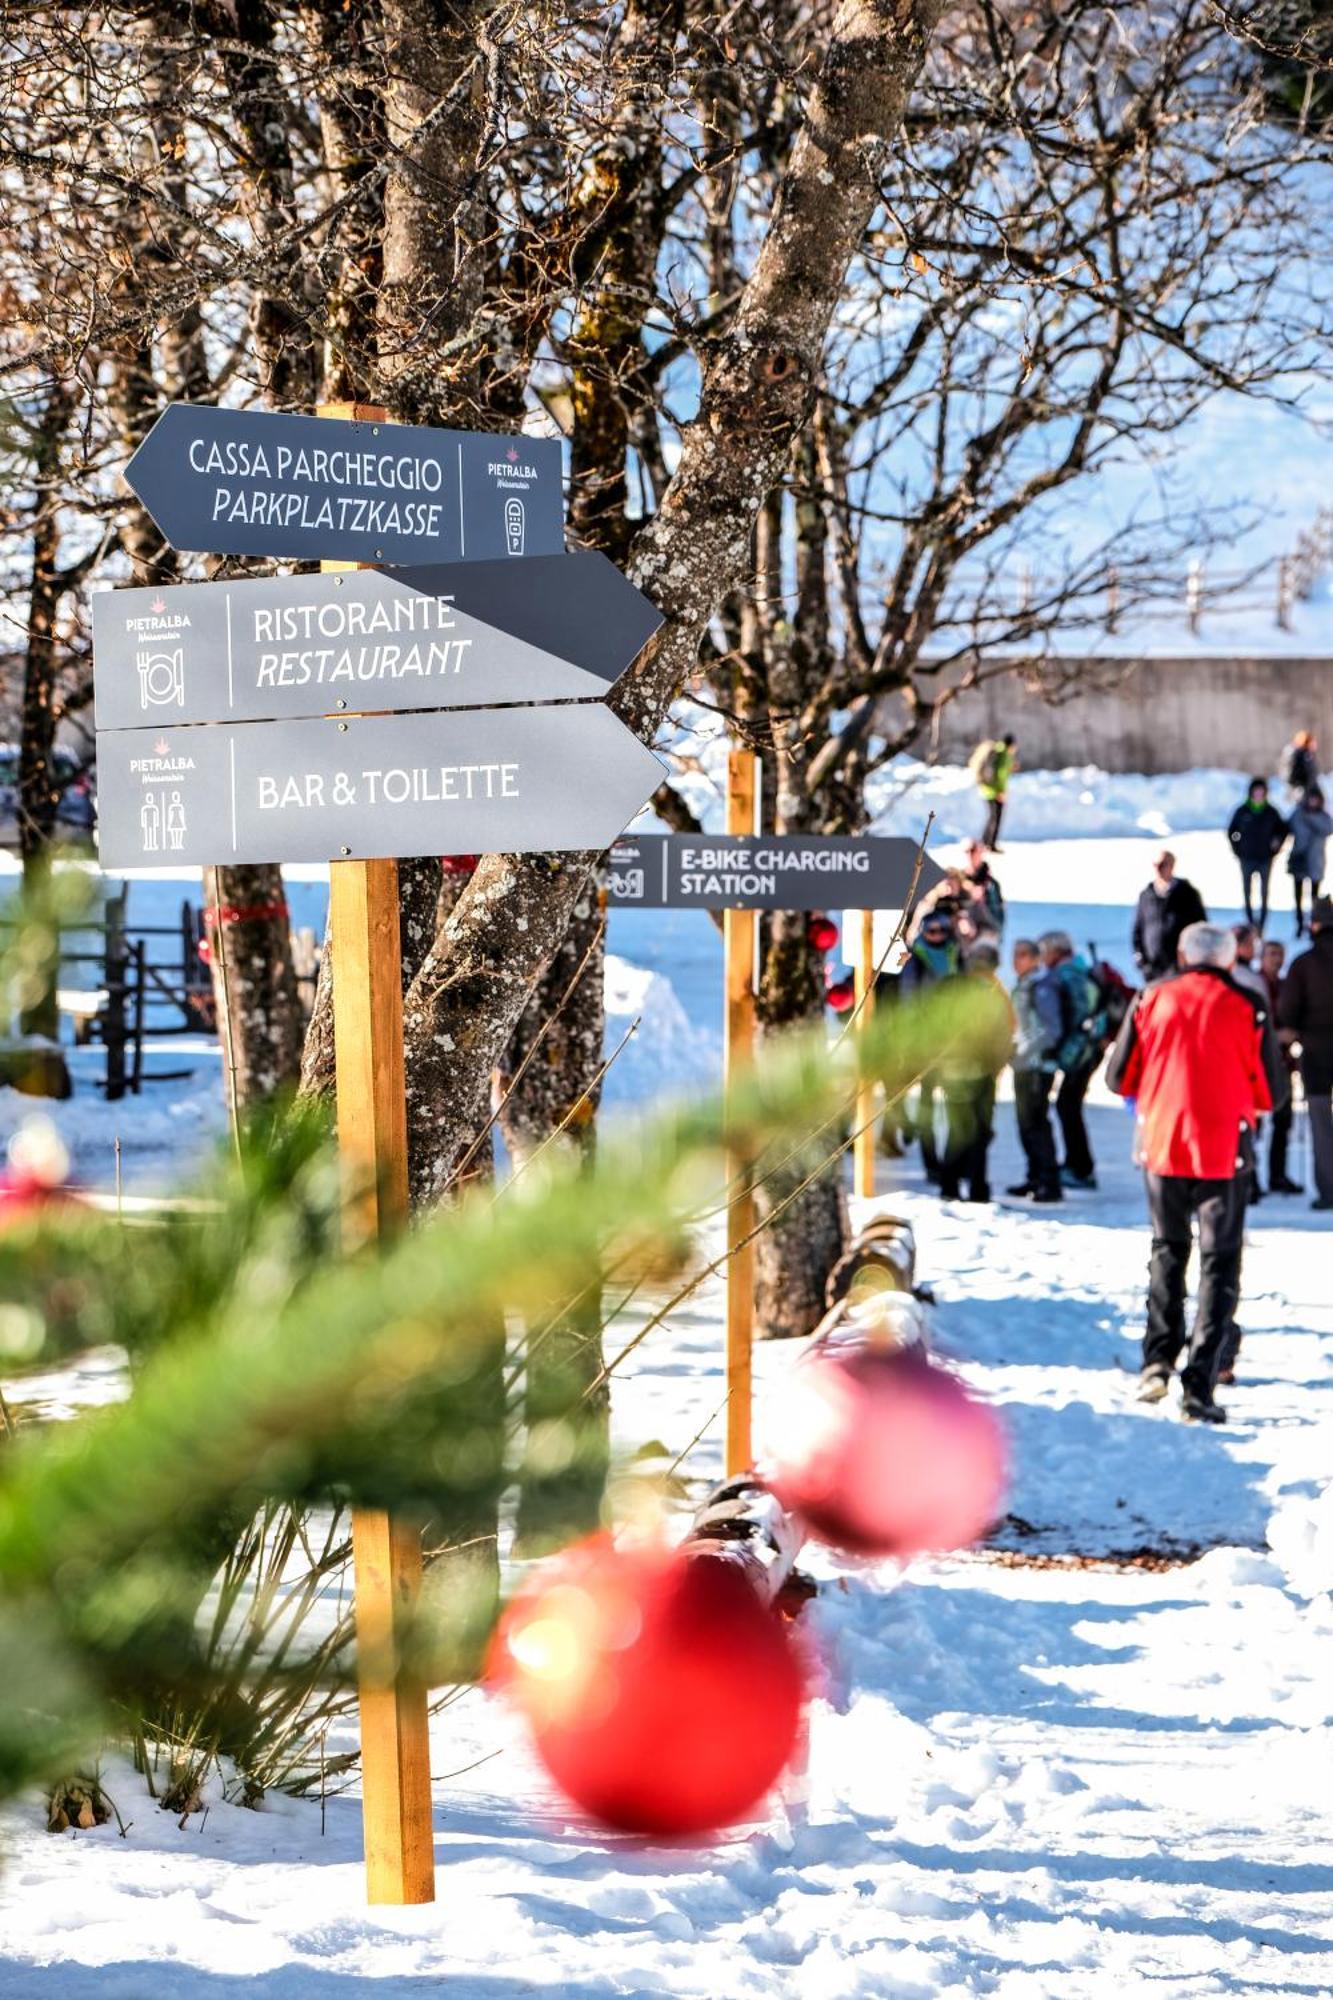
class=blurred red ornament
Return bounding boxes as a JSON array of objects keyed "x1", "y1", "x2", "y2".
[
  {"x1": 825, "y1": 972, "x2": 855, "y2": 1013},
  {"x1": 807, "y1": 914, "x2": 839, "y2": 954},
  {"x1": 440, "y1": 853, "x2": 480, "y2": 876},
  {"x1": 762, "y1": 1347, "x2": 1007, "y2": 1559},
  {"x1": 488, "y1": 1537, "x2": 806, "y2": 1836},
  {"x1": 197, "y1": 936, "x2": 213, "y2": 965}
]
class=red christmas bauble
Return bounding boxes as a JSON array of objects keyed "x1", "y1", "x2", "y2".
[
  {"x1": 762, "y1": 1347, "x2": 1007, "y2": 1559},
  {"x1": 488, "y1": 1537, "x2": 806, "y2": 1836},
  {"x1": 0, "y1": 1171, "x2": 83, "y2": 1224},
  {"x1": 807, "y1": 914, "x2": 839, "y2": 955},
  {"x1": 825, "y1": 974, "x2": 856, "y2": 1013}
]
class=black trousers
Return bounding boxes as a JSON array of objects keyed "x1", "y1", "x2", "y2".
[
  {"x1": 940, "y1": 1077, "x2": 996, "y2": 1199},
  {"x1": 1056, "y1": 1060, "x2": 1098, "y2": 1181},
  {"x1": 1014, "y1": 1067, "x2": 1060, "y2": 1196},
  {"x1": 1268, "y1": 1100, "x2": 1293, "y2": 1188},
  {"x1": 1239, "y1": 862, "x2": 1273, "y2": 930},
  {"x1": 1294, "y1": 876, "x2": 1324, "y2": 934},
  {"x1": 982, "y1": 796, "x2": 1005, "y2": 848},
  {"x1": 1144, "y1": 1170, "x2": 1247, "y2": 1397}
]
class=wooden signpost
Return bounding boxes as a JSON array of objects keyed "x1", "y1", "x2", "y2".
[
  {"x1": 723, "y1": 751, "x2": 759, "y2": 1478},
  {"x1": 98, "y1": 396, "x2": 664, "y2": 1910},
  {"x1": 321, "y1": 399, "x2": 432, "y2": 1908}
]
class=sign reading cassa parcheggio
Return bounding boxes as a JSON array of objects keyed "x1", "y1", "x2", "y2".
[{"x1": 122, "y1": 404, "x2": 565, "y2": 566}]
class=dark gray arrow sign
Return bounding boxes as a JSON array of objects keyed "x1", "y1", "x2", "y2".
[
  {"x1": 606, "y1": 835, "x2": 944, "y2": 911},
  {"x1": 92, "y1": 553, "x2": 661, "y2": 729},
  {"x1": 95, "y1": 708, "x2": 663, "y2": 869},
  {"x1": 123, "y1": 404, "x2": 565, "y2": 565}
]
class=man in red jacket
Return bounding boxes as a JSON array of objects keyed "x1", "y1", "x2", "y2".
[{"x1": 1106, "y1": 922, "x2": 1287, "y2": 1422}]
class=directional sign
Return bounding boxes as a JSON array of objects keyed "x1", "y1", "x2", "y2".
[
  {"x1": 92, "y1": 553, "x2": 661, "y2": 730},
  {"x1": 123, "y1": 404, "x2": 565, "y2": 565},
  {"x1": 607, "y1": 834, "x2": 943, "y2": 911},
  {"x1": 94, "y1": 708, "x2": 663, "y2": 870}
]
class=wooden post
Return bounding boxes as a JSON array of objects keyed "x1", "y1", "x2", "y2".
[
  {"x1": 852, "y1": 907, "x2": 877, "y2": 1200},
  {"x1": 320, "y1": 401, "x2": 435, "y2": 1907},
  {"x1": 723, "y1": 749, "x2": 759, "y2": 1477}
]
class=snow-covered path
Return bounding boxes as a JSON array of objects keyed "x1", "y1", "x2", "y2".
[{"x1": 4, "y1": 1098, "x2": 1333, "y2": 1997}]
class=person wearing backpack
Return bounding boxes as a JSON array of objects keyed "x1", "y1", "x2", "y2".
[
  {"x1": 1287, "y1": 784, "x2": 1333, "y2": 938},
  {"x1": 1008, "y1": 937, "x2": 1064, "y2": 1204},
  {"x1": 969, "y1": 733, "x2": 1017, "y2": 852},
  {"x1": 1227, "y1": 777, "x2": 1288, "y2": 932},
  {"x1": 1041, "y1": 930, "x2": 1103, "y2": 1190}
]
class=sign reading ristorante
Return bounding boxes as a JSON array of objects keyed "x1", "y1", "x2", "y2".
[
  {"x1": 122, "y1": 404, "x2": 565, "y2": 565},
  {"x1": 92, "y1": 552, "x2": 661, "y2": 729}
]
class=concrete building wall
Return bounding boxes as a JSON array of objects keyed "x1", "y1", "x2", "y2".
[{"x1": 925, "y1": 656, "x2": 1333, "y2": 774}]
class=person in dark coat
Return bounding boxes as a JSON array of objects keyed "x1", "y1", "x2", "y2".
[
  {"x1": 1132, "y1": 849, "x2": 1207, "y2": 983},
  {"x1": 1286, "y1": 786, "x2": 1333, "y2": 939},
  {"x1": 1261, "y1": 939, "x2": 1301, "y2": 1195},
  {"x1": 1227, "y1": 778, "x2": 1288, "y2": 931},
  {"x1": 1040, "y1": 930, "x2": 1103, "y2": 1190},
  {"x1": 1278, "y1": 897, "x2": 1333, "y2": 1211},
  {"x1": 1008, "y1": 937, "x2": 1064, "y2": 1203},
  {"x1": 1107, "y1": 921, "x2": 1286, "y2": 1422}
]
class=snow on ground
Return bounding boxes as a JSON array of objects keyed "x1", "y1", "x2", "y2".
[
  {"x1": 4, "y1": 1101, "x2": 1333, "y2": 1996},
  {"x1": 3, "y1": 778, "x2": 1333, "y2": 1994}
]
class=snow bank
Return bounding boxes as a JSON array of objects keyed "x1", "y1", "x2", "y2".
[
  {"x1": 866, "y1": 757, "x2": 1267, "y2": 846},
  {"x1": 602, "y1": 951, "x2": 721, "y2": 1108}
]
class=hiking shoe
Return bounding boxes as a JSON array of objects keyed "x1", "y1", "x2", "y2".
[
  {"x1": 1060, "y1": 1167, "x2": 1098, "y2": 1191},
  {"x1": 1217, "y1": 1367, "x2": 1236, "y2": 1386},
  {"x1": 1271, "y1": 1176, "x2": 1304, "y2": 1195},
  {"x1": 1136, "y1": 1366, "x2": 1170, "y2": 1403},
  {"x1": 1313, "y1": 1200, "x2": 1333, "y2": 1213},
  {"x1": 1181, "y1": 1390, "x2": 1226, "y2": 1424},
  {"x1": 1006, "y1": 1182, "x2": 1034, "y2": 1198},
  {"x1": 1030, "y1": 1186, "x2": 1063, "y2": 1204}
]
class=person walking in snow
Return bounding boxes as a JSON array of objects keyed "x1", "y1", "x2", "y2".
[
  {"x1": 1132, "y1": 849, "x2": 1207, "y2": 984},
  {"x1": 900, "y1": 905, "x2": 962, "y2": 1185},
  {"x1": 1227, "y1": 777, "x2": 1287, "y2": 932},
  {"x1": 1008, "y1": 937, "x2": 1064, "y2": 1204},
  {"x1": 1107, "y1": 921, "x2": 1286, "y2": 1423},
  {"x1": 1040, "y1": 930, "x2": 1103, "y2": 1191},
  {"x1": 1286, "y1": 785, "x2": 1333, "y2": 938},
  {"x1": 963, "y1": 840, "x2": 1005, "y2": 940},
  {"x1": 1261, "y1": 939, "x2": 1301, "y2": 1195},
  {"x1": 969, "y1": 733, "x2": 1017, "y2": 853},
  {"x1": 1278, "y1": 897, "x2": 1333, "y2": 1212},
  {"x1": 1281, "y1": 729, "x2": 1319, "y2": 800},
  {"x1": 935, "y1": 942, "x2": 1014, "y2": 1204}
]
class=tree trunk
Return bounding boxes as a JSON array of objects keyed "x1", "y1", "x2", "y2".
[
  {"x1": 202, "y1": 867, "x2": 305, "y2": 1118},
  {"x1": 397, "y1": 0, "x2": 948, "y2": 1180},
  {"x1": 754, "y1": 911, "x2": 849, "y2": 1337},
  {"x1": 16, "y1": 379, "x2": 77, "y2": 1093}
]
